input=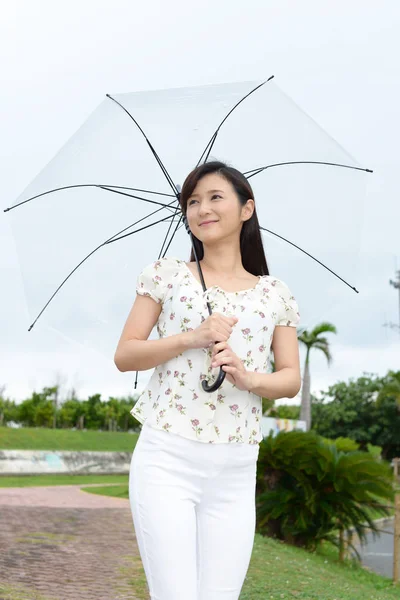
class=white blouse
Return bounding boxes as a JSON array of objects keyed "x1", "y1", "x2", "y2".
[{"x1": 130, "y1": 256, "x2": 300, "y2": 445}]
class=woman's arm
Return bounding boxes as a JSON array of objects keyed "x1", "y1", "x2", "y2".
[
  {"x1": 248, "y1": 367, "x2": 300, "y2": 400},
  {"x1": 248, "y1": 326, "x2": 301, "y2": 399},
  {"x1": 114, "y1": 294, "x2": 194, "y2": 372},
  {"x1": 115, "y1": 332, "x2": 194, "y2": 372}
]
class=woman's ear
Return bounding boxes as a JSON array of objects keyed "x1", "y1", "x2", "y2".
[{"x1": 242, "y1": 199, "x2": 255, "y2": 222}]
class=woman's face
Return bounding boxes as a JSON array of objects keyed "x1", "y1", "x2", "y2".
[{"x1": 186, "y1": 173, "x2": 253, "y2": 244}]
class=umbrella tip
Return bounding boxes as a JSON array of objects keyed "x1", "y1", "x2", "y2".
[
  {"x1": 3, "y1": 207, "x2": 10, "y2": 212},
  {"x1": 366, "y1": 168, "x2": 373, "y2": 173},
  {"x1": 267, "y1": 75, "x2": 275, "y2": 82}
]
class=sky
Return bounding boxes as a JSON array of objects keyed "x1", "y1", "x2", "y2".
[{"x1": 1, "y1": 0, "x2": 399, "y2": 407}]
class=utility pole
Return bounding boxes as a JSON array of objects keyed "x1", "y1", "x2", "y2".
[
  {"x1": 383, "y1": 267, "x2": 400, "y2": 336},
  {"x1": 389, "y1": 269, "x2": 400, "y2": 333}
]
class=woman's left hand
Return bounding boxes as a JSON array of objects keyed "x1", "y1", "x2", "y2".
[{"x1": 211, "y1": 342, "x2": 253, "y2": 391}]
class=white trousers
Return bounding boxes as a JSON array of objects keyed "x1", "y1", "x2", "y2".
[{"x1": 129, "y1": 420, "x2": 260, "y2": 600}]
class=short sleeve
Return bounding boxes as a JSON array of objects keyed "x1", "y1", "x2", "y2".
[
  {"x1": 274, "y1": 279, "x2": 300, "y2": 327},
  {"x1": 135, "y1": 256, "x2": 178, "y2": 304}
]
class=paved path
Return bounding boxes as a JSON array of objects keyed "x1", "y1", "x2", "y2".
[
  {"x1": 0, "y1": 484, "x2": 145, "y2": 600},
  {"x1": 0, "y1": 483, "x2": 131, "y2": 508},
  {"x1": 353, "y1": 518, "x2": 395, "y2": 579}
]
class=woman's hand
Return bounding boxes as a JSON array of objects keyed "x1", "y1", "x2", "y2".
[
  {"x1": 186, "y1": 313, "x2": 238, "y2": 350},
  {"x1": 211, "y1": 342, "x2": 253, "y2": 391}
]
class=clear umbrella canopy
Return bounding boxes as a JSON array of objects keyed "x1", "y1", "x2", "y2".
[{"x1": 5, "y1": 77, "x2": 370, "y2": 391}]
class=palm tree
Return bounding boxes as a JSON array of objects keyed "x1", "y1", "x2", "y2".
[{"x1": 297, "y1": 322, "x2": 337, "y2": 430}]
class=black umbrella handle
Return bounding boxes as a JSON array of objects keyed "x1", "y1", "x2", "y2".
[
  {"x1": 202, "y1": 349, "x2": 226, "y2": 392},
  {"x1": 182, "y1": 213, "x2": 226, "y2": 393},
  {"x1": 201, "y1": 315, "x2": 227, "y2": 393}
]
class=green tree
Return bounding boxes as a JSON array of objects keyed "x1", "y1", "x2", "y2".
[
  {"x1": 376, "y1": 369, "x2": 400, "y2": 410},
  {"x1": 312, "y1": 371, "x2": 400, "y2": 460},
  {"x1": 297, "y1": 322, "x2": 337, "y2": 431},
  {"x1": 0, "y1": 386, "x2": 18, "y2": 425},
  {"x1": 17, "y1": 387, "x2": 57, "y2": 427},
  {"x1": 102, "y1": 396, "x2": 121, "y2": 431},
  {"x1": 85, "y1": 393, "x2": 104, "y2": 429},
  {"x1": 269, "y1": 404, "x2": 300, "y2": 420},
  {"x1": 58, "y1": 397, "x2": 86, "y2": 429},
  {"x1": 118, "y1": 396, "x2": 138, "y2": 431}
]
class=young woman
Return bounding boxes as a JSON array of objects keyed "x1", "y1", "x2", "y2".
[{"x1": 114, "y1": 161, "x2": 301, "y2": 600}]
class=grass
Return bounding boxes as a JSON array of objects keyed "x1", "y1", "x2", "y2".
[
  {"x1": 0, "y1": 473, "x2": 128, "y2": 487},
  {"x1": 81, "y1": 482, "x2": 129, "y2": 498},
  {"x1": 125, "y1": 538, "x2": 400, "y2": 600},
  {"x1": 0, "y1": 426, "x2": 139, "y2": 451},
  {"x1": 0, "y1": 583, "x2": 51, "y2": 600},
  {"x1": 239, "y1": 534, "x2": 400, "y2": 599}
]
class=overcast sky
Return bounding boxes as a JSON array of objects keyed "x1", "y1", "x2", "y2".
[{"x1": 1, "y1": 0, "x2": 399, "y2": 406}]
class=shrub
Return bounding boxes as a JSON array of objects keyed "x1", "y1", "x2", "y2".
[
  {"x1": 319, "y1": 435, "x2": 383, "y2": 458},
  {"x1": 323, "y1": 436, "x2": 359, "y2": 453},
  {"x1": 255, "y1": 430, "x2": 395, "y2": 558}
]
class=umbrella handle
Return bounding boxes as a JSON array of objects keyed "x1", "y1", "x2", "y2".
[
  {"x1": 181, "y1": 213, "x2": 227, "y2": 393},
  {"x1": 202, "y1": 353, "x2": 226, "y2": 392}
]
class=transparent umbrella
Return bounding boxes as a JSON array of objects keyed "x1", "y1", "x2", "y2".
[{"x1": 4, "y1": 76, "x2": 372, "y2": 393}]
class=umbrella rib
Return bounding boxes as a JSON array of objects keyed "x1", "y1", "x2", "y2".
[
  {"x1": 159, "y1": 212, "x2": 184, "y2": 258},
  {"x1": 106, "y1": 94, "x2": 178, "y2": 196},
  {"x1": 27, "y1": 205, "x2": 179, "y2": 331},
  {"x1": 196, "y1": 75, "x2": 275, "y2": 168},
  {"x1": 157, "y1": 205, "x2": 183, "y2": 259},
  {"x1": 244, "y1": 160, "x2": 373, "y2": 178},
  {"x1": 4, "y1": 184, "x2": 175, "y2": 213},
  {"x1": 134, "y1": 207, "x2": 184, "y2": 389},
  {"x1": 98, "y1": 185, "x2": 176, "y2": 197},
  {"x1": 259, "y1": 226, "x2": 359, "y2": 293},
  {"x1": 98, "y1": 186, "x2": 178, "y2": 211}
]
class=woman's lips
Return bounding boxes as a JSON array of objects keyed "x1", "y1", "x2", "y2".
[{"x1": 200, "y1": 220, "x2": 218, "y2": 226}]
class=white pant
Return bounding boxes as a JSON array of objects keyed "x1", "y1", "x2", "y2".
[{"x1": 129, "y1": 420, "x2": 260, "y2": 600}]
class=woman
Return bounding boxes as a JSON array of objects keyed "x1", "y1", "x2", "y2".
[{"x1": 114, "y1": 161, "x2": 301, "y2": 600}]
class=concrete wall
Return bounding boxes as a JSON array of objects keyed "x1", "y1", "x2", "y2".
[
  {"x1": 0, "y1": 450, "x2": 132, "y2": 476},
  {"x1": 261, "y1": 417, "x2": 306, "y2": 437},
  {"x1": 0, "y1": 419, "x2": 306, "y2": 476}
]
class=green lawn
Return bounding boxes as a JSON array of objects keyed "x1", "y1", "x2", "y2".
[
  {"x1": 0, "y1": 426, "x2": 139, "y2": 451},
  {"x1": 239, "y1": 534, "x2": 400, "y2": 600},
  {"x1": 0, "y1": 473, "x2": 128, "y2": 487},
  {"x1": 125, "y1": 532, "x2": 400, "y2": 600}
]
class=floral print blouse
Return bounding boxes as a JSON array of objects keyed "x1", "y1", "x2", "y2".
[{"x1": 130, "y1": 256, "x2": 300, "y2": 445}]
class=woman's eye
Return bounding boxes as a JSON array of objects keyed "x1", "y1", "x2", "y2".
[{"x1": 188, "y1": 194, "x2": 221, "y2": 206}]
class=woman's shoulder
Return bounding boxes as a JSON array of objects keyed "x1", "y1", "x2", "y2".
[
  {"x1": 260, "y1": 275, "x2": 297, "y2": 298},
  {"x1": 142, "y1": 255, "x2": 185, "y2": 273},
  {"x1": 138, "y1": 256, "x2": 186, "y2": 288},
  {"x1": 136, "y1": 256, "x2": 186, "y2": 303}
]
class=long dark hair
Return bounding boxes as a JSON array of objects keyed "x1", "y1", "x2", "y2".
[{"x1": 179, "y1": 161, "x2": 270, "y2": 276}]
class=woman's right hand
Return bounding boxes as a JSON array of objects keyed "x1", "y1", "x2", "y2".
[{"x1": 186, "y1": 312, "x2": 239, "y2": 350}]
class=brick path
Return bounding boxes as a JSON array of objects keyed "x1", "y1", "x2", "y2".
[{"x1": 0, "y1": 484, "x2": 146, "y2": 600}]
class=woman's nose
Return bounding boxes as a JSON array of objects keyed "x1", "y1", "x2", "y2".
[{"x1": 198, "y1": 202, "x2": 212, "y2": 214}]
